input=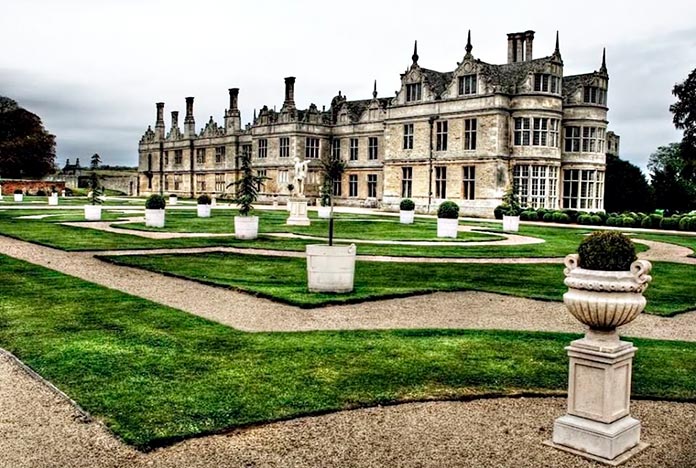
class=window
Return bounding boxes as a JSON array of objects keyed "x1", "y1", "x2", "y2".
[
  {"x1": 532, "y1": 118, "x2": 548, "y2": 146},
  {"x1": 305, "y1": 138, "x2": 320, "y2": 159},
  {"x1": 564, "y1": 126, "x2": 605, "y2": 153},
  {"x1": 196, "y1": 148, "x2": 206, "y2": 164},
  {"x1": 435, "y1": 166, "x2": 447, "y2": 198},
  {"x1": 406, "y1": 83, "x2": 422, "y2": 102},
  {"x1": 306, "y1": 170, "x2": 319, "y2": 185},
  {"x1": 515, "y1": 117, "x2": 560, "y2": 147},
  {"x1": 403, "y1": 123, "x2": 414, "y2": 150},
  {"x1": 350, "y1": 138, "x2": 359, "y2": 160},
  {"x1": 514, "y1": 118, "x2": 531, "y2": 146},
  {"x1": 174, "y1": 150, "x2": 183, "y2": 165},
  {"x1": 241, "y1": 144, "x2": 252, "y2": 158},
  {"x1": 258, "y1": 139, "x2": 268, "y2": 158},
  {"x1": 331, "y1": 139, "x2": 341, "y2": 160},
  {"x1": 562, "y1": 169, "x2": 604, "y2": 210},
  {"x1": 215, "y1": 146, "x2": 225, "y2": 163},
  {"x1": 464, "y1": 119, "x2": 477, "y2": 150},
  {"x1": 278, "y1": 170, "x2": 289, "y2": 186},
  {"x1": 164, "y1": 151, "x2": 169, "y2": 165},
  {"x1": 256, "y1": 169, "x2": 267, "y2": 191},
  {"x1": 215, "y1": 173, "x2": 225, "y2": 192},
  {"x1": 164, "y1": 176, "x2": 169, "y2": 191},
  {"x1": 462, "y1": 166, "x2": 475, "y2": 200},
  {"x1": 196, "y1": 174, "x2": 206, "y2": 192},
  {"x1": 173, "y1": 174, "x2": 182, "y2": 191},
  {"x1": 458, "y1": 74, "x2": 477, "y2": 95},
  {"x1": 401, "y1": 166, "x2": 412, "y2": 198},
  {"x1": 513, "y1": 165, "x2": 559, "y2": 209},
  {"x1": 349, "y1": 174, "x2": 358, "y2": 197},
  {"x1": 279, "y1": 137, "x2": 290, "y2": 158},
  {"x1": 368, "y1": 137, "x2": 378, "y2": 160},
  {"x1": 436, "y1": 121, "x2": 448, "y2": 151},
  {"x1": 333, "y1": 178, "x2": 342, "y2": 196},
  {"x1": 534, "y1": 74, "x2": 561, "y2": 94},
  {"x1": 583, "y1": 86, "x2": 607, "y2": 105},
  {"x1": 147, "y1": 153, "x2": 152, "y2": 171},
  {"x1": 367, "y1": 174, "x2": 378, "y2": 198}
]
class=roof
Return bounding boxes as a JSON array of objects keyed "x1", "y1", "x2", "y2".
[{"x1": 420, "y1": 68, "x2": 453, "y2": 98}]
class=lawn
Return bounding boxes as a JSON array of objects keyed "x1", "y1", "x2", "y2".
[
  {"x1": 101, "y1": 253, "x2": 696, "y2": 316},
  {"x1": 1, "y1": 254, "x2": 695, "y2": 450}
]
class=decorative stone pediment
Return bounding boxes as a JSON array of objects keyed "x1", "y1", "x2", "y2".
[
  {"x1": 139, "y1": 125, "x2": 156, "y2": 144},
  {"x1": 166, "y1": 126, "x2": 184, "y2": 141},
  {"x1": 199, "y1": 116, "x2": 224, "y2": 138}
]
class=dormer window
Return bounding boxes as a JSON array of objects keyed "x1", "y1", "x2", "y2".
[
  {"x1": 458, "y1": 74, "x2": 477, "y2": 95},
  {"x1": 583, "y1": 86, "x2": 607, "y2": 105},
  {"x1": 534, "y1": 73, "x2": 561, "y2": 94},
  {"x1": 406, "y1": 83, "x2": 422, "y2": 102}
]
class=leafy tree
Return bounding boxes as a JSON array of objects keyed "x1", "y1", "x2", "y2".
[
  {"x1": 648, "y1": 143, "x2": 695, "y2": 212},
  {"x1": 87, "y1": 172, "x2": 103, "y2": 205},
  {"x1": 0, "y1": 96, "x2": 56, "y2": 178},
  {"x1": 227, "y1": 153, "x2": 268, "y2": 216},
  {"x1": 90, "y1": 153, "x2": 101, "y2": 169},
  {"x1": 670, "y1": 68, "x2": 696, "y2": 178},
  {"x1": 604, "y1": 154, "x2": 653, "y2": 213}
]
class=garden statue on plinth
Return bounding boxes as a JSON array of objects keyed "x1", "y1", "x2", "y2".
[
  {"x1": 548, "y1": 231, "x2": 652, "y2": 465},
  {"x1": 287, "y1": 156, "x2": 311, "y2": 226}
]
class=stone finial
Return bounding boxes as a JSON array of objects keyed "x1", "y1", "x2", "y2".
[
  {"x1": 372, "y1": 80, "x2": 378, "y2": 99},
  {"x1": 600, "y1": 47, "x2": 608, "y2": 74},
  {"x1": 555, "y1": 31, "x2": 560, "y2": 55},
  {"x1": 465, "y1": 30, "x2": 473, "y2": 56},
  {"x1": 412, "y1": 40, "x2": 419, "y2": 64}
]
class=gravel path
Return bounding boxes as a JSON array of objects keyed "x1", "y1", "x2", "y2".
[
  {"x1": 1, "y1": 235, "x2": 695, "y2": 340},
  {"x1": 1, "y1": 352, "x2": 694, "y2": 468}
]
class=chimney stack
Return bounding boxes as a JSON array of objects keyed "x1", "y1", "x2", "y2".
[
  {"x1": 284, "y1": 77, "x2": 296, "y2": 107},
  {"x1": 524, "y1": 30, "x2": 534, "y2": 61},
  {"x1": 229, "y1": 88, "x2": 239, "y2": 110},
  {"x1": 155, "y1": 102, "x2": 165, "y2": 140},
  {"x1": 507, "y1": 31, "x2": 535, "y2": 63},
  {"x1": 225, "y1": 88, "x2": 241, "y2": 132},
  {"x1": 184, "y1": 97, "x2": 195, "y2": 138},
  {"x1": 171, "y1": 111, "x2": 179, "y2": 129}
]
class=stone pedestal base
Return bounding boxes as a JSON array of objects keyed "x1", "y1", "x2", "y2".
[
  {"x1": 287, "y1": 198, "x2": 310, "y2": 226},
  {"x1": 551, "y1": 331, "x2": 645, "y2": 464}
]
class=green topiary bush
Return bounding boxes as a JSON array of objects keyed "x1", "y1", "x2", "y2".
[
  {"x1": 577, "y1": 231, "x2": 637, "y2": 271},
  {"x1": 542, "y1": 212, "x2": 554, "y2": 222},
  {"x1": 13, "y1": 189, "x2": 23, "y2": 195},
  {"x1": 552, "y1": 212, "x2": 570, "y2": 224},
  {"x1": 649, "y1": 213, "x2": 663, "y2": 225},
  {"x1": 562, "y1": 209, "x2": 579, "y2": 223},
  {"x1": 590, "y1": 215, "x2": 602, "y2": 225},
  {"x1": 400, "y1": 199, "x2": 415, "y2": 211},
  {"x1": 493, "y1": 205, "x2": 507, "y2": 220},
  {"x1": 640, "y1": 216, "x2": 652, "y2": 229},
  {"x1": 660, "y1": 217, "x2": 679, "y2": 230},
  {"x1": 145, "y1": 194, "x2": 166, "y2": 210},
  {"x1": 577, "y1": 214, "x2": 592, "y2": 225},
  {"x1": 197, "y1": 194, "x2": 212, "y2": 205},
  {"x1": 437, "y1": 201, "x2": 460, "y2": 219},
  {"x1": 606, "y1": 216, "x2": 619, "y2": 227},
  {"x1": 520, "y1": 210, "x2": 538, "y2": 221},
  {"x1": 621, "y1": 216, "x2": 637, "y2": 227}
]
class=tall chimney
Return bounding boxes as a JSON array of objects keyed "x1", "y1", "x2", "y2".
[
  {"x1": 507, "y1": 34, "x2": 515, "y2": 63},
  {"x1": 171, "y1": 111, "x2": 179, "y2": 129},
  {"x1": 155, "y1": 102, "x2": 165, "y2": 140},
  {"x1": 284, "y1": 77, "x2": 296, "y2": 107},
  {"x1": 524, "y1": 30, "x2": 534, "y2": 61},
  {"x1": 229, "y1": 88, "x2": 239, "y2": 110},
  {"x1": 184, "y1": 97, "x2": 195, "y2": 138}
]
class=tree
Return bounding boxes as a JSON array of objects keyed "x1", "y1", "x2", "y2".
[
  {"x1": 0, "y1": 96, "x2": 56, "y2": 179},
  {"x1": 90, "y1": 153, "x2": 101, "y2": 169},
  {"x1": 319, "y1": 155, "x2": 346, "y2": 246},
  {"x1": 648, "y1": 143, "x2": 695, "y2": 212},
  {"x1": 670, "y1": 68, "x2": 696, "y2": 179},
  {"x1": 604, "y1": 154, "x2": 653, "y2": 213}
]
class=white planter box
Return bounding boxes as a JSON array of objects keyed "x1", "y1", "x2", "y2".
[
  {"x1": 306, "y1": 244, "x2": 357, "y2": 293},
  {"x1": 48, "y1": 195, "x2": 58, "y2": 206},
  {"x1": 14, "y1": 194, "x2": 23, "y2": 202},
  {"x1": 437, "y1": 218, "x2": 458, "y2": 238},
  {"x1": 317, "y1": 206, "x2": 331, "y2": 218},
  {"x1": 197, "y1": 204, "x2": 211, "y2": 218},
  {"x1": 145, "y1": 209, "x2": 165, "y2": 228},
  {"x1": 400, "y1": 210, "x2": 415, "y2": 224},
  {"x1": 84, "y1": 205, "x2": 102, "y2": 221},
  {"x1": 169, "y1": 196, "x2": 177, "y2": 206},
  {"x1": 502, "y1": 215, "x2": 520, "y2": 232},
  {"x1": 234, "y1": 215, "x2": 258, "y2": 239}
]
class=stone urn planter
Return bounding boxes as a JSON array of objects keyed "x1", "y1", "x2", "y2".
[
  {"x1": 306, "y1": 244, "x2": 356, "y2": 293},
  {"x1": 145, "y1": 209, "x2": 165, "y2": 228},
  {"x1": 317, "y1": 205, "x2": 331, "y2": 219},
  {"x1": 84, "y1": 205, "x2": 102, "y2": 221},
  {"x1": 502, "y1": 215, "x2": 519, "y2": 232},
  {"x1": 234, "y1": 215, "x2": 258, "y2": 240},
  {"x1": 550, "y1": 232, "x2": 653, "y2": 464}
]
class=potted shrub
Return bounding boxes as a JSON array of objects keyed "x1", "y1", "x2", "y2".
[
  {"x1": 501, "y1": 188, "x2": 522, "y2": 232},
  {"x1": 169, "y1": 193, "x2": 177, "y2": 206},
  {"x1": 436, "y1": 201, "x2": 459, "y2": 238},
  {"x1": 399, "y1": 199, "x2": 415, "y2": 224},
  {"x1": 13, "y1": 189, "x2": 23, "y2": 202},
  {"x1": 197, "y1": 194, "x2": 212, "y2": 218},
  {"x1": 306, "y1": 156, "x2": 354, "y2": 293},
  {"x1": 84, "y1": 173, "x2": 103, "y2": 220},
  {"x1": 229, "y1": 153, "x2": 267, "y2": 240},
  {"x1": 145, "y1": 194, "x2": 166, "y2": 228}
]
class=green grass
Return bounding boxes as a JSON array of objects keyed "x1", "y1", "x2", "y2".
[
  {"x1": 102, "y1": 253, "x2": 696, "y2": 316},
  {"x1": 1, "y1": 254, "x2": 696, "y2": 449}
]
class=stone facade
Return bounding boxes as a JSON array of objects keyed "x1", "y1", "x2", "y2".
[{"x1": 138, "y1": 30, "x2": 614, "y2": 217}]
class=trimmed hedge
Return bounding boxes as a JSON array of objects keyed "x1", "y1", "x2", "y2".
[
  {"x1": 437, "y1": 201, "x2": 460, "y2": 219},
  {"x1": 400, "y1": 199, "x2": 415, "y2": 211},
  {"x1": 145, "y1": 194, "x2": 166, "y2": 210}
]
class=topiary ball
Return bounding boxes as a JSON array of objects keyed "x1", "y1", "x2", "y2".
[
  {"x1": 437, "y1": 201, "x2": 460, "y2": 219},
  {"x1": 400, "y1": 199, "x2": 415, "y2": 211},
  {"x1": 145, "y1": 194, "x2": 166, "y2": 210},
  {"x1": 197, "y1": 194, "x2": 212, "y2": 205},
  {"x1": 542, "y1": 212, "x2": 554, "y2": 222},
  {"x1": 577, "y1": 231, "x2": 637, "y2": 271},
  {"x1": 493, "y1": 205, "x2": 507, "y2": 220}
]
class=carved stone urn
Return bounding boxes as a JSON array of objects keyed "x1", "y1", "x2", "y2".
[{"x1": 550, "y1": 253, "x2": 653, "y2": 464}]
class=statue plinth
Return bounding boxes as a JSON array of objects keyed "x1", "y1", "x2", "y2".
[{"x1": 286, "y1": 197, "x2": 310, "y2": 226}]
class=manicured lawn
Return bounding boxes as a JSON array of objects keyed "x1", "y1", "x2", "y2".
[
  {"x1": 1, "y1": 254, "x2": 695, "y2": 450},
  {"x1": 102, "y1": 253, "x2": 695, "y2": 316}
]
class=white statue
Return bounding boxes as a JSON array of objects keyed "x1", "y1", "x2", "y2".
[{"x1": 293, "y1": 156, "x2": 310, "y2": 197}]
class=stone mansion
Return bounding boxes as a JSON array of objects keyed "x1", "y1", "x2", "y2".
[{"x1": 138, "y1": 30, "x2": 617, "y2": 216}]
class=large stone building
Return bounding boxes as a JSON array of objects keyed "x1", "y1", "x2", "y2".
[{"x1": 138, "y1": 30, "x2": 613, "y2": 216}]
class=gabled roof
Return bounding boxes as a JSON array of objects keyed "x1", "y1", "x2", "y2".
[
  {"x1": 477, "y1": 56, "x2": 557, "y2": 94},
  {"x1": 420, "y1": 68, "x2": 453, "y2": 99}
]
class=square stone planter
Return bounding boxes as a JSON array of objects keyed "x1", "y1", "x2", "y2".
[
  {"x1": 317, "y1": 206, "x2": 331, "y2": 218},
  {"x1": 197, "y1": 204, "x2": 211, "y2": 218},
  {"x1": 169, "y1": 196, "x2": 177, "y2": 206},
  {"x1": 13, "y1": 194, "x2": 23, "y2": 202},
  {"x1": 400, "y1": 210, "x2": 415, "y2": 224},
  {"x1": 234, "y1": 215, "x2": 258, "y2": 239},
  {"x1": 437, "y1": 218, "x2": 458, "y2": 238},
  {"x1": 84, "y1": 205, "x2": 102, "y2": 221},
  {"x1": 503, "y1": 215, "x2": 520, "y2": 232},
  {"x1": 145, "y1": 209, "x2": 165, "y2": 228},
  {"x1": 306, "y1": 244, "x2": 356, "y2": 293},
  {"x1": 48, "y1": 195, "x2": 59, "y2": 206}
]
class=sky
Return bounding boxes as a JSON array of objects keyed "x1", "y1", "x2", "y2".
[{"x1": 1, "y1": 0, "x2": 695, "y2": 173}]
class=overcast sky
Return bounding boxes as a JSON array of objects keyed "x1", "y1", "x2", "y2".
[{"x1": 1, "y1": 0, "x2": 695, "y2": 173}]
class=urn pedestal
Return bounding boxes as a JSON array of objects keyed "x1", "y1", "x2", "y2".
[{"x1": 287, "y1": 197, "x2": 310, "y2": 226}]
